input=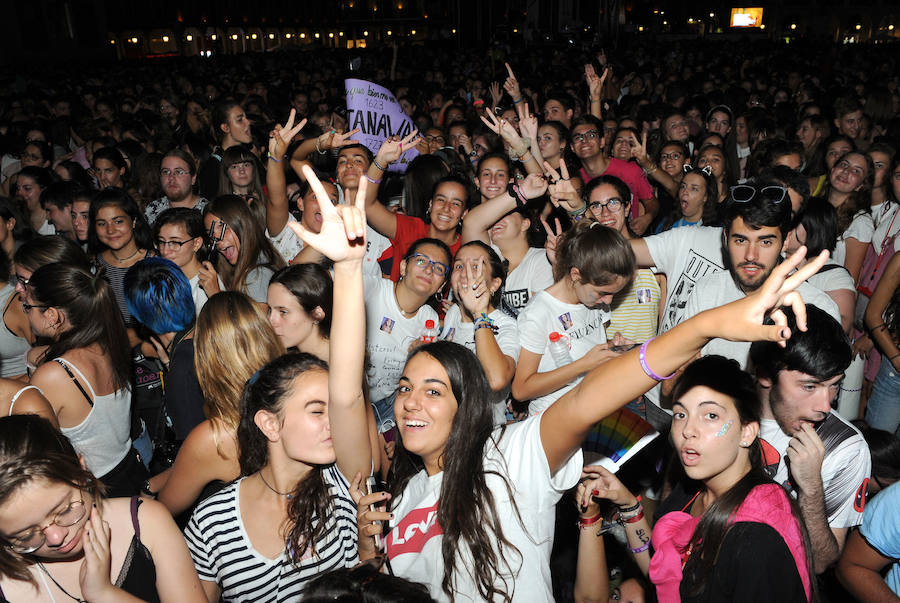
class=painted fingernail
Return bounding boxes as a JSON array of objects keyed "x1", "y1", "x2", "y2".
[
  {"x1": 592, "y1": 489, "x2": 599, "y2": 496},
  {"x1": 382, "y1": 492, "x2": 389, "y2": 498},
  {"x1": 389, "y1": 513, "x2": 395, "y2": 519},
  {"x1": 93, "y1": 502, "x2": 97, "y2": 508}
]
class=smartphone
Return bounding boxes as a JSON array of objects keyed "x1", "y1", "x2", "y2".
[
  {"x1": 610, "y1": 343, "x2": 639, "y2": 353},
  {"x1": 206, "y1": 221, "x2": 226, "y2": 262},
  {"x1": 366, "y1": 477, "x2": 387, "y2": 550}
]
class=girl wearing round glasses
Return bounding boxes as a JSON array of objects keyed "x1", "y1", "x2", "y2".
[
  {"x1": 153, "y1": 207, "x2": 221, "y2": 316},
  {"x1": 0, "y1": 415, "x2": 206, "y2": 602},
  {"x1": 365, "y1": 238, "x2": 451, "y2": 433}
]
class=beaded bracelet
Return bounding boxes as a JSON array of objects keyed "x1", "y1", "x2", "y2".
[
  {"x1": 267, "y1": 153, "x2": 284, "y2": 163},
  {"x1": 630, "y1": 542, "x2": 651, "y2": 554},
  {"x1": 639, "y1": 338, "x2": 675, "y2": 381},
  {"x1": 372, "y1": 157, "x2": 387, "y2": 172},
  {"x1": 315, "y1": 138, "x2": 327, "y2": 154},
  {"x1": 365, "y1": 174, "x2": 382, "y2": 185}
]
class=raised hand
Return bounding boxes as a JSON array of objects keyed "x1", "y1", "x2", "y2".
[
  {"x1": 480, "y1": 111, "x2": 527, "y2": 156},
  {"x1": 489, "y1": 81, "x2": 502, "y2": 107},
  {"x1": 539, "y1": 215, "x2": 563, "y2": 267},
  {"x1": 503, "y1": 62, "x2": 523, "y2": 103},
  {"x1": 631, "y1": 131, "x2": 651, "y2": 169},
  {"x1": 457, "y1": 256, "x2": 491, "y2": 318},
  {"x1": 317, "y1": 127, "x2": 362, "y2": 152},
  {"x1": 375, "y1": 130, "x2": 421, "y2": 165},
  {"x1": 268, "y1": 109, "x2": 307, "y2": 159},
  {"x1": 578, "y1": 465, "x2": 638, "y2": 510},
  {"x1": 585, "y1": 64, "x2": 609, "y2": 100},
  {"x1": 543, "y1": 161, "x2": 582, "y2": 212},
  {"x1": 287, "y1": 165, "x2": 367, "y2": 262},
  {"x1": 518, "y1": 101, "x2": 539, "y2": 155},
  {"x1": 518, "y1": 172, "x2": 548, "y2": 200},
  {"x1": 79, "y1": 503, "x2": 115, "y2": 601}
]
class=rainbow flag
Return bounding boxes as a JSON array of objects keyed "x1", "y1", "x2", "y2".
[{"x1": 582, "y1": 407, "x2": 658, "y2": 473}]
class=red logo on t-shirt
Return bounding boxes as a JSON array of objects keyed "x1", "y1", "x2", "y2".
[
  {"x1": 759, "y1": 438, "x2": 781, "y2": 473},
  {"x1": 853, "y1": 479, "x2": 868, "y2": 513},
  {"x1": 386, "y1": 501, "x2": 443, "y2": 558}
]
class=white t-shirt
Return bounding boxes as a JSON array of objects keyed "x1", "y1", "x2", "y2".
[
  {"x1": 493, "y1": 246, "x2": 554, "y2": 313},
  {"x1": 441, "y1": 304, "x2": 520, "y2": 425},
  {"x1": 760, "y1": 412, "x2": 870, "y2": 529},
  {"x1": 517, "y1": 290, "x2": 609, "y2": 415},
  {"x1": 832, "y1": 210, "x2": 875, "y2": 267},
  {"x1": 807, "y1": 262, "x2": 855, "y2": 295},
  {"x1": 266, "y1": 214, "x2": 304, "y2": 264},
  {"x1": 188, "y1": 273, "x2": 225, "y2": 317},
  {"x1": 365, "y1": 226, "x2": 393, "y2": 279},
  {"x1": 682, "y1": 270, "x2": 840, "y2": 368},
  {"x1": 643, "y1": 226, "x2": 724, "y2": 333},
  {"x1": 37, "y1": 219, "x2": 56, "y2": 236},
  {"x1": 386, "y1": 415, "x2": 583, "y2": 602},
  {"x1": 364, "y1": 276, "x2": 439, "y2": 402}
]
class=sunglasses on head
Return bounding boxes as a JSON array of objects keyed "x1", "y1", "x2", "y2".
[{"x1": 729, "y1": 184, "x2": 788, "y2": 205}]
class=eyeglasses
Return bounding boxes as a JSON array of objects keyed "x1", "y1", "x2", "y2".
[
  {"x1": 21, "y1": 301, "x2": 49, "y2": 313},
  {"x1": 409, "y1": 253, "x2": 449, "y2": 276},
  {"x1": 571, "y1": 130, "x2": 600, "y2": 143},
  {"x1": 5, "y1": 498, "x2": 86, "y2": 554},
  {"x1": 729, "y1": 185, "x2": 788, "y2": 205},
  {"x1": 156, "y1": 238, "x2": 195, "y2": 250},
  {"x1": 160, "y1": 168, "x2": 190, "y2": 178},
  {"x1": 589, "y1": 198, "x2": 624, "y2": 213},
  {"x1": 14, "y1": 274, "x2": 29, "y2": 287},
  {"x1": 660, "y1": 152, "x2": 684, "y2": 161},
  {"x1": 424, "y1": 135, "x2": 445, "y2": 144}
]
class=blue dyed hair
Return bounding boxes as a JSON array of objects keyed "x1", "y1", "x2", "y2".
[{"x1": 124, "y1": 257, "x2": 195, "y2": 334}]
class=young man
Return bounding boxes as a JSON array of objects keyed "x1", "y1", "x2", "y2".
[
  {"x1": 750, "y1": 306, "x2": 870, "y2": 573},
  {"x1": 833, "y1": 97, "x2": 865, "y2": 149},
  {"x1": 39, "y1": 181, "x2": 77, "y2": 240},
  {"x1": 145, "y1": 149, "x2": 207, "y2": 225},
  {"x1": 682, "y1": 182, "x2": 839, "y2": 367}
]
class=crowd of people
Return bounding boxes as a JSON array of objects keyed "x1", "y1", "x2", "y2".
[{"x1": 0, "y1": 34, "x2": 898, "y2": 602}]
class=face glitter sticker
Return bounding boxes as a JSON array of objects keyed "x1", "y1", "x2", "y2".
[{"x1": 716, "y1": 420, "x2": 733, "y2": 438}]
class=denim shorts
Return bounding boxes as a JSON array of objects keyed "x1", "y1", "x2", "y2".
[{"x1": 372, "y1": 390, "x2": 398, "y2": 434}]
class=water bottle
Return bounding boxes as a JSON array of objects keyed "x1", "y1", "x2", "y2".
[
  {"x1": 422, "y1": 319, "x2": 438, "y2": 343},
  {"x1": 548, "y1": 332, "x2": 573, "y2": 368}
]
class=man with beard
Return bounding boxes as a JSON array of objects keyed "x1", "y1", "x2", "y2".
[
  {"x1": 682, "y1": 182, "x2": 839, "y2": 367},
  {"x1": 750, "y1": 306, "x2": 870, "y2": 573},
  {"x1": 144, "y1": 149, "x2": 207, "y2": 225}
]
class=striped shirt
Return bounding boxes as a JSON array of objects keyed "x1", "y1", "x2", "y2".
[
  {"x1": 184, "y1": 466, "x2": 359, "y2": 602},
  {"x1": 609, "y1": 268, "x2": 660, "y2": 343}
]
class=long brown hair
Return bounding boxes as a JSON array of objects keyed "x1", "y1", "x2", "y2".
[
  {"x1": 204, "y1": 194, "x2": 285, "y2": 294},
  {"x1": 194, "y1": 292, "x2": 284, "y2": 452}
]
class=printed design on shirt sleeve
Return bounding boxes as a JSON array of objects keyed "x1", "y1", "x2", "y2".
[
  {"x1": 636, "y1": 288, "x2": 653, "y2": 303},
  {"x1": 760, "y1": 438, "x2": 781, "y2": 478},
  {"x1": 662, "y1": 249, "x2": 722, "y2": 331},
  {"x1": 380, "y1": 317, "x2": 395, "y2": 334},
  {"x1": 558, "y1": 312, "x2": 574, "y2": 330},
  {"x1": 503, "y1": 288, "x2": 530, "y2": 311},
  {"x1": 386, "y1": 500, "x2": 443, "y2": 558}
]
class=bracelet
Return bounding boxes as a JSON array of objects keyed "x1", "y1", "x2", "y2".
[
  {"x1": 474, "y1": 312, "x2": 496, "y2": 332},
  {"x1": 267, "y1": 153, "x2": 284, "y2": 162},
  {"x1": 365, "y1": 174, "x2": 382, "y2": 185},
  {"x1": 630, "y1": 542, "x2": 651, "y2": 554},
  {"x1": 513, "y1": 97, "x2": 523, "y2": 104},
  {"x1": 622, "y1": 510, "x2": 645, "y2": 524},
  {"x1": 590, "y1": 97, "x2": 602, "y2": 102},
  {"x1": 519, "y1": 149, "x2": 532, "y2": 161},
  {"x1": 644, "y1": 164, "x2": 658, "y2": 175},
  {"x1": 141, "y1": 479, "x2": 157, "y2": 498},
  {"x1": 372, "y1": 157, "x2": 387, "y2": 172},
  {"x1": 890, "y1": 353, "x2": 900, "y2": 360},
  {"x1": 473, "y1": 99, "x2": 485, "y2": 107},
  {"x1": 870, "y1": 322, "x2": 887, "y2": 331},
  {"x1": 639, "y1": 337, "x2": 675, "y2": 381},
  {"x1": 508, "y1": 184, "x2": 527, "y2": 206},
  {"x1": 618, "y1": 500, "x2": 642, "y2": 514},
  {"x1": 578, "y1": 513, "x2": 602, "y2": 528},
  {"x1": 315, "y1": 138, "x2": 326, "y2": 154},
  {"x1": 568, "y1": 204, "x2": 588, "y2": 217}
]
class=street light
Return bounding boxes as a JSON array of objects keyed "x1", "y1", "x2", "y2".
[{"x1": 790, "y1": 23, "x2": 797, "y2": 30}]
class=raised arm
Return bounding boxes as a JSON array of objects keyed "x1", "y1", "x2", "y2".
[
  {"x1": 461, "y1": 173, "x2": 547, "y2": 244},
  {"x1": 480, "y1": 110, "x2": 542, "y2": 175},
  {"x1": 541, "y1": 248, "x2": 831, "y2": 473},
  {"x1": 266, "y1": 109, "x2": 306, "y2": 238},
  {"x1": 288, "y1": 165, "x2": 371, "y2": 480},
  {"x1": 363, "y1": 130, "x2": 420, "y2": 240},
  {"x1": 585, "y1": 64, "x2": 608, "y2": 121},
  {"x1": 632, "y1": 131, "x2": 678, "y2": 198},
  {"x1": 289, "y1": 128, "x2": 361, "y2": 183}
]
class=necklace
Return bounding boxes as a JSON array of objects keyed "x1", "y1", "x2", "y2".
[
  {"x1": 110, "y1": 247, "x2": 142, "y2": 264},
  {"x1": 38, "y1": 562, "x2": 86, "y2": 603},
  {"x1": 258, "y1": 470, "x2": 293, "y2": 499},
  {"x1": 393, "y1": 283, "x2": 418, "y2": 318}
]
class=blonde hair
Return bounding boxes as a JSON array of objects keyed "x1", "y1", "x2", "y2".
[{"x1": 194, "y1": 292, "x2": 284, "y2": 454}]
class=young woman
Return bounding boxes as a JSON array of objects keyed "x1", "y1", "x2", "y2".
[
  {"x1": 365, "y1": 238, "x2": 450, "y2": 433},
  {"x1": 200, "y1": 194, "x2": 286, "y2": 304},
  {"x1": 153, "y1": 207, "x2": 218, "y2": 316},
  {"x1": 819, "y1": 150, "x2": 875, "y2": 283},
  {"x1": 184, "y1": 168, "x2": 371, "y2": 600},
  {"x1": 649, "y1": 356, "x2": 813, "y2": 601},
  {"x1": 88, "y1": 188, "x2": 155, "y2": 328},
  {"x1": 351, "y1": 247, "x2": 830, "y2": 601},
  {"x1": 809, "y1": 135, "x2": 856, "y2": 197},
  {"x1": 267, "y1": 263, "x2": 332, "y2": 358},
  {"x1": 24, "y1": 263, "x2": 146, "y2": 497},
  {"x1": 0, "y1": 248, "x2": 33, "y2": 380},
  {"x1": 0, "y1": 414, "x2": 207, "y2": 602},
  {"x1": 534, "y1": 121, "x2": 571, "y2": 173},
  {"x1": 217, "y1": 145, "x2": 267, "y2": 226},
  {"x1": 91, "y1": 147, "x2": 128, "y2": 190},
  {"x1": 442, "y1": 241, "x2": 519, "y2": 424},
  {"x1": 14, "y1": 167, "x2": 55, "y2": 235},
  {"x1": 864, "y1": 251, "x2": 900, "y2": 435},
  {"x1": 695, "y1": 144, "x2": 729, "y2": 203},
  {"x1": 512, "y1": 220, "x2": 635, "y2": 416},
  {"x1": 147, "y1": 291, "x2": 284, "y2": 515},
  {"x1": 655, "y1": 166, "x2": 719, "y2": 233}
]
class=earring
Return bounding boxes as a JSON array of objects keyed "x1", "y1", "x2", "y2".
[
  {"x1": 739, "y1": 441, "x2": 749, "y2": 447},
  {"x1": 312, "y1": 320, "x2": 319, "y2": 325}
]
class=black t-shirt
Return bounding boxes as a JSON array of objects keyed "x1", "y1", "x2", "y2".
[
  {"x1": 167, "y1": 338, "x2": 205, "y2": 441},
  {"x1": 657, "y1": 482, "x2": 809, "y2": 603}
]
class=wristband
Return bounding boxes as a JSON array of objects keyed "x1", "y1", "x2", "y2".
[
  {"x1": 639, "y1": 338, "x2": 675, "y2": 381},
  {"x1": 513, "y1": 97, "x2": 523, "y2": 104},
  {"x1": 568, "y1": 204, "x2": 588, "y2": 217},
  {"x1": 578, "y1": 513, "x2": 602, "y2": 528},
  {"x1": 267, "y1": 153, "x2": 284, "y2": 162},
  {"x1": 618, "y1": 500, "x2": 642, "y2": 514},
  {"x1": 372, "y1": 157, "x2": 387, "y2": 172},
  {"x1": 473, "y1": 99, "x2": 485, "y2": 107},
  {"x1": 590, "y1": 97, "x2": 602, "y2": 102},
  {"x1": 365, "y1": 174, "x2": 382, "y2": 185},
  {"x1": 630, "y1": 542, "x2": 651, "y2": 554},
  {"x1": 622, "y1": 510, "x2": 645, "y2": 524},
  {"x1": 645, "y1": 164, "x2": 658, "y2": 175},
  {"x1": 508, "y1": 183, "x2": 527, "y2": 206},
  {"x1": 890, "y1": 353, "x2": 900, "y2": 360},
  {"x1": 870, "y1": 323, "x2": 887, "y2": 331},
  {"x1": 474, "y1": 312, "x2": 497, "y2": 333}
]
